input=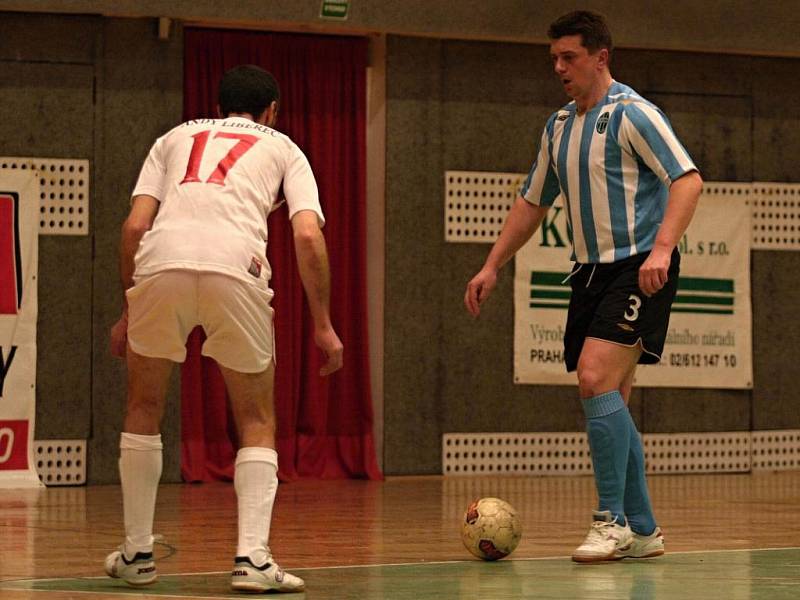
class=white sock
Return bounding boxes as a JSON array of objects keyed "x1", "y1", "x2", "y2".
[
  {"x1": 119, "y1": 432, "x2": 163, "y2": 556},
  {"x1": 235, "y1": 447, "x2": 279, "y2": 566}
]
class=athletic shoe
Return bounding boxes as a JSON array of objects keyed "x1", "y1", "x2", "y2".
[
  {"x1": 231, "y1": 556, "x2": 305, "y2": 593},
  {"x1": 572, "y1": 510, "x2": 634, "y2": 563},
  {"x1": 615, "y1": 527, "x2": 664, "y2": 559},
  {"x1": 104, "y1": 547, "x2": 157, "y2": 586}
]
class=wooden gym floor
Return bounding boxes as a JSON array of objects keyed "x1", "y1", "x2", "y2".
[{"x1": 1, "y1": 471, "x2": 799, "y2": 599}]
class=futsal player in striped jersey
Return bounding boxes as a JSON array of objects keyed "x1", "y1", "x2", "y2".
[{"x1": 465, "y1": 10, "x2": 703, "y2": 562}]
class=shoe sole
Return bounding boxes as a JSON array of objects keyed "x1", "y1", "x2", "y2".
[
  {"x1": 616, "y1": 548, "x2": 665, "y2": 559},
  {"x1": 231, "y1": 581, "x2": 305, "y2": 593},
  {"x1": 572, "y1": 552, "x2": 619, "y2": 563},
  {"x1": 124, "y1": 575, "x2": 158, "y2": 586},
  {"x1": 572, "y1": 541, "x2": 635, "y2": 563},
  {"x1": 104, "y1": 567, "x2": 158, "y2": 586}
]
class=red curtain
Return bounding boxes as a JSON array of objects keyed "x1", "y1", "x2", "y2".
[{"x1": 180, "y1": 28, "x2": 381, "y2": 482}]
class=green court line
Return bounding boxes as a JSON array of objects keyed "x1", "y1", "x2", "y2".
[{"x1": 3, "y1": 548, "x2": 799, "y2": 600}]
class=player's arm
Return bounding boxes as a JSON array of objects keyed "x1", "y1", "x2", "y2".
[
  {"x1": 621, "y1": 103, "x2": 704, "y2": 296},
  {"x1": 639, "y1": 171, "x2": 703, "y2": 295},
  {"x1": 110, "y1": 195, "x2": 159, "y2": 358},
  {"x1": 464, "y1": 197, "x2": 550, "y2": 317},
  {"x1": 120, "y1": 195, "x2": 160, "y2": 293},
  {"x1": 290, "y1": 209, "x2": 343, "y2": 376}
]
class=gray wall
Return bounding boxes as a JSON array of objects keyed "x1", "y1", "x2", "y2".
[
  {"x1": 0, "y1": 11, "x2": 183, "y2": 483},
  {"x1": 2, "y1": 0, "x2": 799, "y2": 58},
  {"x1": 384, "y1": 36, "x2": 800, "y2": 474},
  {"x1": 3, "y1": 6, "x2": 799, "y2": 481}
]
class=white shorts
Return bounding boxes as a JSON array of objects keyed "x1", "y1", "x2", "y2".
[{"x1": 126, "y1": 270, "x2": 274, "y2": 373}]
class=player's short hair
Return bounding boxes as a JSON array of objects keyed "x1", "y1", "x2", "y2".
[
  {"x1": 218, "y1": 65, "x2": 280, "y2": 119},
  {"x1": 547, "y1": 10, "x2": 613, "y2": 56}
]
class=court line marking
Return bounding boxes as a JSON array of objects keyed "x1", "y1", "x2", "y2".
[
  {"x1": 2, "y1": 544, "x2": 799, "y2": 587},
  {"x1": 0, "y1": 591, "x2": 240, "y2": 599}
]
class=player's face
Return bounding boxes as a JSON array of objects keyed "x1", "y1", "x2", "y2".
[{"x1": 550, "y1": 35, "x2": 607, "y2": 103}]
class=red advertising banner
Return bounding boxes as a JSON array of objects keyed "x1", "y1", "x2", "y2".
[
  {"x1": 0, "y1": 420, "x2": 29, "y2": 470},
  {"x1": 0, "y1": 170, "x2": 41, "y2": 488}
]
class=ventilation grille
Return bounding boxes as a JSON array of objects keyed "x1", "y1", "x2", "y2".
[
  {"x1": 0, "y1": 157, "x2": 90, "y2": 235},
  {"x1": 643, "y1": 432, "x2": 751, "y2": 474},
  {"x1": 444, "y1": 171, "x2": 522, "y2": 242},
  {"x1": 33, "y1": 440, "x2": 86, "y2": 485},
  {"x1": 444, "y1": 172, "x2": 800, "y2": 250},
  {"x1": 751, "y1": 430, "x2": 800, "y2": 470},
  {"x1": 750, "y1": 183, "x2": 800, "y2": 250},
  {"x1": 443, "y1": 430, "x2": 799, "y2": 476},
  {"x1": 443, "y1": 432, "x2": 593, "y2": 476}
]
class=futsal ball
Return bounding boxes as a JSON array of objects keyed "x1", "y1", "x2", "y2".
[{"x1": 461, "y1": 497, "x2": 522, "y2": 560}]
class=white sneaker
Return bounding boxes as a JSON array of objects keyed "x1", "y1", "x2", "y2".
[
  {"x1": 572, "y1": 510, "x2": 634, "y2": 563},
  {"x1": 231, "y1": 556, "x2": 305, "y2": 593},
  {"x1": 615, "y1": 526, "x2": 664, "y2": 559},
  {"x1": 104, "y1": 547, "x2": 157, "y2": 586}
]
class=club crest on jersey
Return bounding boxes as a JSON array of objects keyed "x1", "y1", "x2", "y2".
[
  {"x1": 248, "y1": 257, "x2": 262, "y2": 278},
  {"x1": 596, "y1": 112, "x2": 610, "y2": 134}
]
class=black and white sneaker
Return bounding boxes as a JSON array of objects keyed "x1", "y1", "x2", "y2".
[
  {"x1": 104, "y1": 547, "x2": 157, "y2": 586},
  {"x1": 231, "y1": 556, "x2": 305, "y2": 593}
]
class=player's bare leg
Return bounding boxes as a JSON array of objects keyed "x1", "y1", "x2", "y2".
[
  {"x1": 619, "y1": 362, "x2": 637, "y2": 404},
  {"x1": 105, "y1": 347, "x2": 173, "y2": 585},
  {"x1": 221, "y1": 362, "x2": 305, "y2": 593}
]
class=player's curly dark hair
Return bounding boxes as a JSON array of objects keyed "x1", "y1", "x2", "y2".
[
  {"x1": 547, "y1": 10, "x2": 613, "y2": 57},
  {"x1": 218, "y1": 65, "x2": 280, "y2": 119}
]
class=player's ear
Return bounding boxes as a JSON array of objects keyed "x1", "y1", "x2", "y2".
[
  {"x1": 596, "y1": 48, "x2": 609, "y2": 69},
  {"x1": 266, "y1": 101, "x2": 279, "y2": 127}
]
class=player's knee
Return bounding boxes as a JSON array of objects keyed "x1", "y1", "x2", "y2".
[{"x1": 576, "y1": 362, "x2": 606, "y2": 398}]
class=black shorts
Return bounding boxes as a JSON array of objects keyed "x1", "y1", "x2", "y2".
[{"x1": 563, "y1": 249, "x2": 680, "y2": 372}]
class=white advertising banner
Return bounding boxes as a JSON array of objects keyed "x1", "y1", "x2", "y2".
[
  {"x1": 514, "y1": 187, "x2": 753, "y2": 389},
  {"x1": 0, "y1": 170, "x2": 42, "y2": 487}
]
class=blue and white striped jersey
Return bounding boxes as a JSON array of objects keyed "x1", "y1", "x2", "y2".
[{"x1": 521, "y1": 81, "x2": 697, "y2": 264}]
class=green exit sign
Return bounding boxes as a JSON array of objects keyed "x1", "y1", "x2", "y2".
[{"x1": 320, "y1": 1, "x2": 349, "y2": 20}]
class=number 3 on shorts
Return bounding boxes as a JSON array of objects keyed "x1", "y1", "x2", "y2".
[{"x1": 624, "y1": 294, "x2": 642, "y2": 322}]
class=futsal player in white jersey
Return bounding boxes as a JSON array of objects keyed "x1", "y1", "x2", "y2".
[
  {"x1": 465, "y1": 11, "x2": 703, "y2": 562},
  {"x1": 106, "y1": 65, "x2": 343, "y2": 592}
]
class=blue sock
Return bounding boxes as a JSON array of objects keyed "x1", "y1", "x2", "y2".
[
  {"x1": 583, "y1": 390, "x2": 630, "y2": 524},
  {"x1": 624, "y1": 414, "x2": 657, "y2": 535}
]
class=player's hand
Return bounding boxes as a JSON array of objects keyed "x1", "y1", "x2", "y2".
[
  {"x1": 464, "y1": 267, "x2": 498, "y2": 318},
  {"x1": 314, "y1": 325, "x2": 343, "y2": 376},
  {"x1": 638, "y1": 247, "x2": 672, "y2": 297},
  {"x1": 110, "y1": 313, "x2": 128, "y2": 359}
]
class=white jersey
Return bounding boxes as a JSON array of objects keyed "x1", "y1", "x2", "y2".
[
  {"x1": 131, "y1": 116, "x2": 324, "y2": 290},
  {"x1": 521, "y1": 81, "x2": 697, "y2": 263}
]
